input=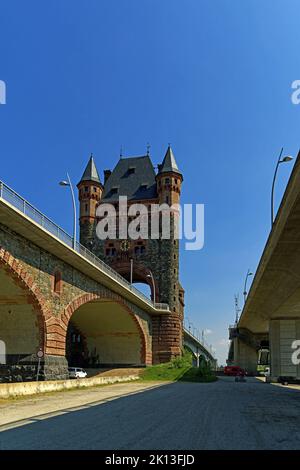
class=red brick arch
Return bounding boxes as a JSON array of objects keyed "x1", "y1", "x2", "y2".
[
  {"x1": 61, "y1": 292, "x2": 151, "y2": 365},
  {"x1": 0, "y1": 247, "x2": 52, "y2": 352}
]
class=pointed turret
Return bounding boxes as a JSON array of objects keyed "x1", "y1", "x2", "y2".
[
  {"x1": 156, "y1": 146, "x2": 183, "y2": 206},
  {"x1": 77, "y1": 154, "x2": 103, "y2": 246},
  {"x1": 79, "y1": 154, "x2": 101, "y2": 184},
  {"x1": 158, "y1": 145, "x2": 182, "y2": 176}
]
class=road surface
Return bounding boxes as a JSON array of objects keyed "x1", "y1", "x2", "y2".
[{"x1": 1, "y1": 377, "x2": 300, "y2": 449}]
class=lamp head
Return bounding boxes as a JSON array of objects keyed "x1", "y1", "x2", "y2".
[
  {"x1": 59, "y1": 180, "x2": 69, "y2": 186},
  {"x1": 281, "y1": 156, "x2": 293, "y2": 163}
]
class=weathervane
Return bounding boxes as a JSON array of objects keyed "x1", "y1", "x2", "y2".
[{"x1": 146, "y1": 142, "x2": 151, "y2": 156}]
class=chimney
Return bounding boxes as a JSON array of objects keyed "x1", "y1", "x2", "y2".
[{"x1": 104, "y1": 170, "x2": 111, "y2": 184}]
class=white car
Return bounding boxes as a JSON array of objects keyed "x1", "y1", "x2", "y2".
[{"x1": 68, "y1": 367, "x2": 87, "y2": 379}]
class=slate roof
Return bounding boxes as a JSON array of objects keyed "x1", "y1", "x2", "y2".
[{"x1": 102, "y1": 155, "x2": 158, "y2": 202}]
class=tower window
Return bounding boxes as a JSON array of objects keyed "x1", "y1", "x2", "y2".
[
  {"x1": 94, "y1": 187, "x2": 97, "y2": 192},
  {"x1": 85, "y1": 186, "x2": 88, "y2": 192},
  {"x1": 85, "y1": 204, "x2": 88, "y2": 212},
  {"x1": 106, "y1": 247, "x2": 116, "y2": 256},
  {"x1": 128, "y1": 167, "x2": 136, "y2": 175},
  {"x1": 134, "y1": 245, "x2": 146, "y2": 255},
  {"x1": 175, "y1": 179, "x2": 178, "y2": 184},
  {"x1": 166, "y1": 196, "x2": 169, "y2": 204},
  {"x1": 165, "y1": 178, "x2": 170, "y2": 184}
]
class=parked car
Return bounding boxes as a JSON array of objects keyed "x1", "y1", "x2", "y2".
[
  {"x1": 224, "y1": 366, "x2": 247, "y2": 376},
  {"x1": 68, "y1": 367, "x2": 87, "y2": 379},
  {"x1": 277, "y1": 376, "x2": 300, "y2": 385}
]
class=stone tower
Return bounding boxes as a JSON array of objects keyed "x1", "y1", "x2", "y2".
[
  {"x1": 77, "y1": 154, "x2": 103, "y2": 248},
  {"x1": 152, "y1": 146, "x2": 184, "y2": 362},
  {"x1": 78, "y1": 147, "x2": 185, "y2": 364}
]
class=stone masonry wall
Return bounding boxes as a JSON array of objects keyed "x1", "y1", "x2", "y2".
[{"x1": 0, "y1": 222, "x2": 152, "y2": 377}]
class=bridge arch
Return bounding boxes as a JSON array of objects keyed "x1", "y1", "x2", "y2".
[
  {"x1": 0, "y1": 248, "x2": 50, "y2": 361},
  {"x1": 62, "y1": 293, "x2": 149, "y2": 367},
  {"x1": 183, "y1": 344, "x2": 198, "y2": 366},
  {"x1": 111, "y1": 261, "x2": 159, "y2": 302}
]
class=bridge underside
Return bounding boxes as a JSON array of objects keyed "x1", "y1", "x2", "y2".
[
  {"x1": 0, "y1": 265, "x2": 42, "y2": 364},
  {"x1": 233, "y1": 152, "x2": 300, "y2": 380},
  {"x1": 66, "y1": 300, "x2": 145, "y2": 368}
]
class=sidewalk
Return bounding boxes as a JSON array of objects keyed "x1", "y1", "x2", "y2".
[{"x1": 0, "y1": 381, "x2": 168, "y2": 431}]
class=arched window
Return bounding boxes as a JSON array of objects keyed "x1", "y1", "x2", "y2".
[{"x1": 53, "y1": 270, "x2": 62, "y2": 295}]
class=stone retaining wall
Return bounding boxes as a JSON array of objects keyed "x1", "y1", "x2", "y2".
[{"x1": 0, "y1": 374, "x2": 139, "y2": 399}]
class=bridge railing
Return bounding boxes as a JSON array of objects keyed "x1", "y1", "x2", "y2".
[
  {"x1": 183, "y1": 321, "x2": 215, "y2": 358},
  {"x1": 0, "y1": 180, "x2": 169, "y2": 312}
]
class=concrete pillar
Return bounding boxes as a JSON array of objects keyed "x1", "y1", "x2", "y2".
[
  {"x1": 233, "y1": 337, "x2": 258, "y2": 374},
  {"x1": 269, "y1": 319, "x2": 300, "y2": 381}
]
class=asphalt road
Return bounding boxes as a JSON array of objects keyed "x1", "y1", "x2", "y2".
[{"x1": 1, "y1": 377, "x2": 300, "y2": 449}]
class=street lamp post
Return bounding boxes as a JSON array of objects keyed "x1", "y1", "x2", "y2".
[
  {"x1": 243, "y1": 269, "x2": 253, "y2": 304},
  {"x1": 130, "y1": 258, "x2": 133, "y2": 285},
  {"x1": 146, "y1": 271, "x2": 156, "y2": 305},
  {"x1": 59, "y1": 173, "x2": 77, "y2": 250},
  {"x1": 271, "y1": 148, "x2": 293, "y2": 227}
]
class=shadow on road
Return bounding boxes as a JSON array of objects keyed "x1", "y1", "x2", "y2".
[{"x1": 1, "y1": 377, "x2": 300, "y2": 450}]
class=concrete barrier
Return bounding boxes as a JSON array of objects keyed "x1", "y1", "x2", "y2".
[{"x1": 0, "y1": 374, "x2": 139, "y2": 399}]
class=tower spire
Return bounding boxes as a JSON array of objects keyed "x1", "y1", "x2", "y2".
[
  {"x1": 79, "y1": 154, "x2": 101, "y2": 184},
  {"x1": 159, "y1": 145, "x2": 182, "y2": 175}
]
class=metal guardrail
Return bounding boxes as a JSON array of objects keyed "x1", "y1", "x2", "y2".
[{"x1": 0, "y1": 180, "x2": 169, "y2": 312}]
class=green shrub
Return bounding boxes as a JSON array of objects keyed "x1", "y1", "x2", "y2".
[
  {"x1": 139, "y1": 349, "x2": 217, "y2": 383},
  {"x1": 170, "y1": 351, "x2": 193, "y2": 369}
]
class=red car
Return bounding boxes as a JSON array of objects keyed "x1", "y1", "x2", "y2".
[{"x1": 224, "y1": 366, "x2": 247, "y2": 376}]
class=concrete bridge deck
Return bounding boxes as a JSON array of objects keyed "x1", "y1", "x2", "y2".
[{"x1": 232, "y1": 150, "x2": 300, "y2": 379}]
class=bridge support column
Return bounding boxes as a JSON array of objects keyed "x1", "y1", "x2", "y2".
[
  {"x1": 43, "y1": 355, "x2": 69, "y2": 381},
  {"x1": 269, "y1": 319, "x2": 300, "y2": 381},
  {"x1": 152, "y1": 315, "x2": 182, "y2": 364},
  {"x1": 233, "y1": 337, "x2": 258, "y2": 375}
]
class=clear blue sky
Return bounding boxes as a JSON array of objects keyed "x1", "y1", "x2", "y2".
[{"x1": 1, "y1": 1, "x2": 300, "y2": 364}]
